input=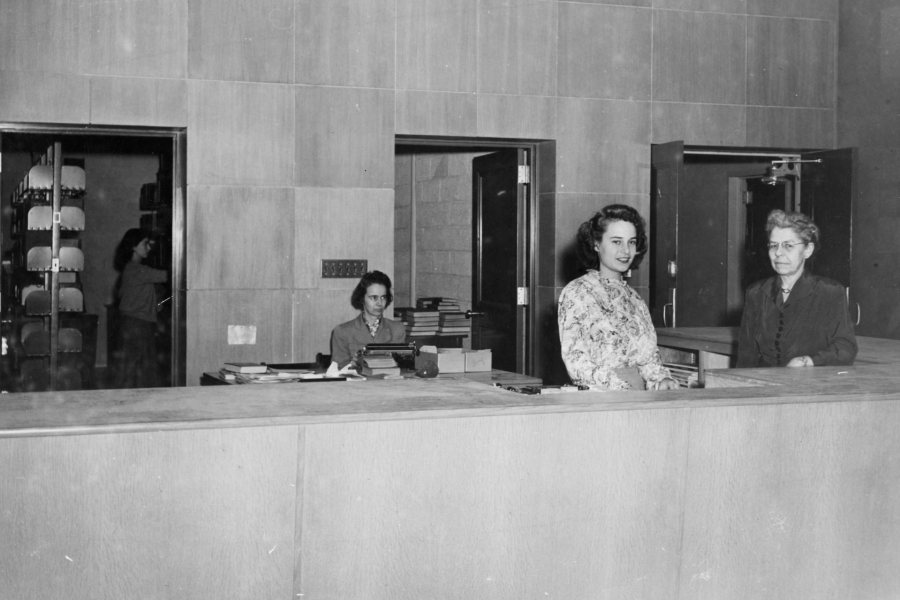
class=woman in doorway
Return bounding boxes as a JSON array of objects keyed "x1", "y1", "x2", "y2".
[
  {"x1": 330, "y1": 270, "x2": 406, "y2": 369},
  {"x1": 558, "y1": 204, "x2": 677, "y2": 391},
  {"x1": 113, "y1": 228, "x2": 167, "y2": 387},
  {"x1": 737, "y1": 210, "x2": 857, "y2": 367}
]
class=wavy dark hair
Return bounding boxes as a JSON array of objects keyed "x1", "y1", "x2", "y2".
[
  {"x1": 351, "y1": 270, "x2": 394, "y2": 310},
  {"x1": 113, "y1": 228, "x2": 149, "y2": 272},
  {"x1": 575, "y1": 204, "x2": 648, "y2": 271}
]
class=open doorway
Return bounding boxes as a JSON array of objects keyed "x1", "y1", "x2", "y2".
[
  {"x1": 0, "y1": 124, "x2": 185, "y2": 392},
  {"x1": 725, "y1": 171, "x2": 796, "y2": 319},
  {"x1": 651, "y1": 143, "x2": 855, "y2": 329},
  {"x1": 393, "y1": 136, "x2": 548, "y2": 375}
]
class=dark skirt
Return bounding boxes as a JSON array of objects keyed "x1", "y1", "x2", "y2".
[{"x1": 115, "y1": 314, "x2": 158, "y2": 388}]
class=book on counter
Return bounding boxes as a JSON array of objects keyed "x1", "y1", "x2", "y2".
[
  {"x1": 416, "y1": 297, "x2": 461, "y2": 312},
  {"x1": 358, "y1": 354, "x2": 401, "y2": 377},
  {"x1": 360, "y1": 355, "x2": 397, "y2": 368},
  {"x1": 359, "y1": 365, "x2": 402, "y2": 377},
  {"x1": 222, "y1": 362, "x2": 268, "y2": 374}
]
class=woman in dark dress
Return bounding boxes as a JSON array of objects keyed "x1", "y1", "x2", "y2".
[
  {"x1": 113, "y1": 228, "x2": 168, "y2": 387},
  {"x1": 736, "y1": 210, "x2": 857, "y2": 368}
]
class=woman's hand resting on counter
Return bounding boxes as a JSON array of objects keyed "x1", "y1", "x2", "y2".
[
  {"x1": 786, "y1": 355, "x2": 814, "y2": 367},
  {"x1": 650, "y1": 377, "x2": 680, "y2": 391}
]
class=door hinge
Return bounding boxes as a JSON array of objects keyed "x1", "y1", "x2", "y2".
[
  {"x1": 517, "y1": 165, "x2": 530, "y2": 185},
  {"x1": 743, "y1": 190, "x2": 752, "y2": 205},
  {"x1": 516, "y1": 286, "x2": 529, "y2": 306},
  {"x1": 667, "y1": 260, "x2": 677, "y2": 278}
]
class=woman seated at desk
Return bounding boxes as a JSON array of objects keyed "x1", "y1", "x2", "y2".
[
  {"x1": 330, "y1": 270, "x2": 406, "y2": 369},
  {"x1": 558, "y1": 204, "x2": 676, "y2": 391},
  {"x1": 737, "y1": 210, "x2": 857, "y2": 368}
]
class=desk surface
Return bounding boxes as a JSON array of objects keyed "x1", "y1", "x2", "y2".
[
  {"x1": 201, "y1": 368, "x2": 541, "y2": 387},
  {"x1": 5, "y1": 360, "x2": 900, "y2": 439},
  {"x1": 656, "y1": 327, "x2": 900, "y2": 365},
  {"x1": 2, "y1": 327, "x2": 900, "y2": 440}
]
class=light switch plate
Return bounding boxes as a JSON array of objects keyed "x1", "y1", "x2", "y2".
[{"x1": 322, "y1": 259, "x2": 368, "y2": 278}]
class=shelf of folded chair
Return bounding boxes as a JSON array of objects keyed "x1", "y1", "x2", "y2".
[
  {"x1": 26, "y1": 246, "x2": 84, "y2": 272},
  {"x1": 18, "y1": 205, "x2": 86, "y2": 231},
  {"x1": 23, "y1": 286, "x2": 84, "y2": 315},
  {"x1": 12, "y1": 165, "x2": 85, "y2": 200}
]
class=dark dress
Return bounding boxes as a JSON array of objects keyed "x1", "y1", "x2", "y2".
[
  {"x1": 736, "y1": 271, "x2": 857, "y2": 367},
  {"x1": 115, "y1": 261, "x2": 167, "y2": 387}
]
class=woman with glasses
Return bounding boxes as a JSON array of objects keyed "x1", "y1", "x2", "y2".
[
  {"x1": 558, "y1": 204, "x2": 677, "y2": 391},
  {"x1": 330, "y1": 270, "x2": 406, "y2": 369},
  {"x1": 736, "y1": 209, "x2": 857, "y2": 367}
]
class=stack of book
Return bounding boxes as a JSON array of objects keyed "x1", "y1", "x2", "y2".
[
  {"x1": 438, "y1": 311, "x2": 470, "y2": 337},
  {"x1": 396, "y1": 306, "x2": 441, "y2": 337},
  {"x1": 222, "y1": 362, "x2": 268, "y2": 374},
  {"x1": 358, "y1": 354, "x2": 401, "y2": 377},
  {"x1": 415, "y1": 298, "x2": 470, "y2": 338},
  {"x1": 416, "y1": 297, "x2": 461, "y2": 313}
]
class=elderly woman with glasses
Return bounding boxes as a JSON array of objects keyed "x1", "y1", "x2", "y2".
[
  {"x1": 736, "y1": 209, "x2": 857, "y2": 368},
  {"x1": 330, "y1": 270, "x2": 407, "y2": 369}
]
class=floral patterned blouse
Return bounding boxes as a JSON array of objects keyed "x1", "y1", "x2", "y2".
[{"x1": 557, "y1": 270, "x2": 671, "y2": 390}]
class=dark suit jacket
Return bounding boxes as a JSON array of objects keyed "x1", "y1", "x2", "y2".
[
  {"x1": 330, "y1": 313, "x2": 407, "y2": 368},
  {"x1": 736, "y1": 271, "x2": 857, "y2": 367}
]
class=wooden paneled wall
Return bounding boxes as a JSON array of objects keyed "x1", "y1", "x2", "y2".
[
  {"x1": 3, "y1": 397, "x2": 900, "y2": 598},
  {"x1": 394, "y1": 152, "x2": 476, "y2": 310},
  {"x1": 0, "y1": 0, "x2": 841, "y2": 382},
  {"x1": 838, "y1": 1, "x2": 900, "y2": 338},
  {"x1": 0, "y1": 426, "x2": 299, "y2": 599}
]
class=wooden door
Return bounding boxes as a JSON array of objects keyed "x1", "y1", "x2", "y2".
[
  {"x1": 800, "y1": 147, "x2": 858, "y2": 325},
  {"x1": 800, "y1": 148, "x2": 855, "y2": 286},
  {"x1": 652, "y1": 145, "x2": 856, "y2": 329},
  {"x1": 472, "y1": 149, "x2": 529, "y2": 373}
]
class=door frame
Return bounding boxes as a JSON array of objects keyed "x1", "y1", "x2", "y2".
[
  {"x1": 471, "y1": 148, "x2": 527, "y2": 372},
  {"x1": 725, "y1": 174, "x2": 795, "y2": 320},
  {"x1": 394, "y1": 135, "x2": 551, "y2": 375},
  {"x1": 0, "y1": 121, "x2": 187, "y2": 387},
  {"x1": 651, "y1": 142, "x2": 810, "y2": 328}
]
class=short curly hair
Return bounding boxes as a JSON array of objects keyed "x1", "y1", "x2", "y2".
[
  {"x1": 575, "y1": 204, "x2": 648, "y2": 271},
  {"x1": 350, "y1": 270, "x2": 394, "y2": 310},
  {"x1": 766, "y1": 209, "x2": 819, "y2": 249}
]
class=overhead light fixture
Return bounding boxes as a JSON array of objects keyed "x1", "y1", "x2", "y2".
[
  {"x1": 761, "y1": 165, "x2": 781, "y2": 186},
  {"x1": 759, "y1": 158, "x2": 822, "y2": 186}
]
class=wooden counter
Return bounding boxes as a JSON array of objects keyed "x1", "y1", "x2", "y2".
[
  {"x1": 656, "y1": 326, "x2": 900, "y2": 368},
  {"x1": 3, "y1": 364, "x2": 900, "y2": 599}
]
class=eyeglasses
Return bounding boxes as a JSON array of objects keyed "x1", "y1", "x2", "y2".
[
  {"x1": 767, "y1": 241, "x2": 806, "y2": 253},
  {"x1": 366, "y1": 295, "x2": 388, "y2": 303}
]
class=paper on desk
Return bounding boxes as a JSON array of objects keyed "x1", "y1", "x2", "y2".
[{"x1": 325, "y1": 361, "x2": 356, "y2": 378}]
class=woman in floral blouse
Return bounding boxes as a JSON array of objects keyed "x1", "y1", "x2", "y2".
[{"x1": 557, "y1": 204, "x2": 677, "y2": 391}]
